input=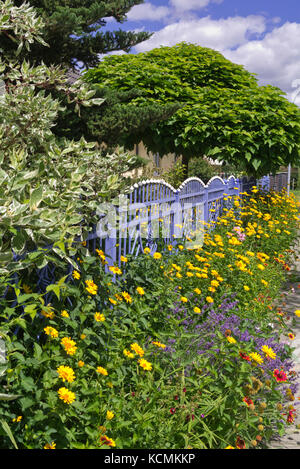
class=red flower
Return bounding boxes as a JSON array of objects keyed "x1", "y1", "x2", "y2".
[
  {"x1": 170, "y1": 407, "x2": 176, "y2": 414},
  {"x1": 243, "y1": 396, "x2": 253, "y2": 407},
  {"x1": 236, "y1": 436, "x2": 246, "y2": 449},
  {"x1": 287, "y1": 409, "x2": 296, "y2": 424},
  {"x1": 273, "y1": 369, "x2": 288, "y2": 383},
  {"x1": 239, "y1": 351, "x2": 251, "y2": 361}
]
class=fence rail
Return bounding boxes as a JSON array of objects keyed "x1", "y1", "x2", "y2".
[{"x1": 85, "y1": 173, "x2": 282, "y2": 268}]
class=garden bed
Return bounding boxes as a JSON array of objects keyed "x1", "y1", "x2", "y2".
[{"x1": 1, "y1": 187, "x2": 299, "y2": 449}]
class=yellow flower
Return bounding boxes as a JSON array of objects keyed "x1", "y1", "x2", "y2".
[
  {"x1": 72, "y1": 270, "x2": 80, "y2": 280},
  {"x1": 210, "y1": 280, "x2": 219, "y2": 288},
  {"x1": 249, "y1": 352, "x2": 264, "y2": 365},
  {"x1": 85, "y1": 279, "x2": 98, "y2": 295},
  {"x1": 261, "y1": 345, "x2": 276, "y2": 360},
  {"x1": 144, "y1": 247, "x2": 151, "y2": 254},
  {"x1": 152, "y1": 341, "x2": 166, "y2": 349},
  {"x1": 120, "y1": 256, "x2": 128, "y2": 262},
  {"x1": 243, "y1": 285, "x2": 250, "y2": 291},
  {"x1": 123, "y1": 349, "x2": 135, "y2": 358},
  {"x1": 138, "y1": 358, "x2": 152, "y2": 371},
  {"x1": 41, "y1": 309, "x2": 55, "y2": 319},
  {"x1": 122, "y1": 291, "x2": 132, "y2": 303},
  {"x1": 294, "y1": 310, "x2": 300, "y2": 317},
  {"x1": 153, "y1": 252, "x2": 162, "y2": 260},
  {"x1": 44, "y1": 441, "x2": 56, "y2": 449},
  {"x1": 44, "y1": 326, "x2": 58, "y2": 338},
  {"x1": 108, "y1": 297, "x2": 117, "y2": 305},
  {"x1": 61, "y1": 310, "x2": 69, "y2": 318},
  {"x1": 206, "y1": 296, "x2": 214, "y2": 303},
  {"x1": 57, "y1": 387, "x2": 76, "y2": 404},
  {"x1": 57, "y1": 365, "x2": 76, "y2": 383},
  {"x1": 77, "y1": 360, "x2": 85, "y2": 368},
  {"x1": 136, "y1": 286, "x2": 145, "y2": 295},
  {"x1": 167, "y1": 244, "x2": 173, "y2": 251},
  {"x1": 109, "y1": 266, "x2": 122, "y2": 275},
  {"x1": 194, "y1": 288, "x2": 201, "y2": 294},
  {"x1": 257, "y1": 264, "x2": 265, "y2": 271},
  {"x1": 106, "y1": 411, "x2": 114, "y2": 420},
  {"x1": 193, "y1": 307, "x2": 201, "y2": 314},
  {"x1": 94, "y1": 312, "x2": 106, "y2": 322},
  {"x1": 96, "y1": 366, "x2": 108, "y2": 376},
  {"x1": 226, "y1": 336, "x2": 237, "y2": 344},
  {"x1": 130, "y1": 342, "x2": 144, "y2": 357},
  {"x1": 12, "y1": 416, "x2": 22, "y2": 423},
  {"x1": 180, "y1": 296, "x2": 188, "y2": 303},
  {"x1": 61, "y1": 337, "x2": 77, "y2": 356},
  {"x1": 80, "y1": 334, "x2": 86, "y2": 340}
]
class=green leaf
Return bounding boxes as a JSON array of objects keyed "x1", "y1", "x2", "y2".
[{"x1": 0, "y1": 419, "x2": 18, "y2": 449}]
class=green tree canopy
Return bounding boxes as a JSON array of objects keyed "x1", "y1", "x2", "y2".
[
  {"x1": 84, "y1": 42, "x2": 300, "y2": 176},
  {"x1": 1, "y1": 0, "x2": 152, "y2": 70}
]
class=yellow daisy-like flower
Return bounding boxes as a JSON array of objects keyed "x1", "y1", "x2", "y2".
[
  {"x1": 138, "y1": 358, "x2": 152, "y2": 371},
  {"x1": 130, "y1": 342, "x2": 144, "y2": 357},
  {"x1": 123, "y1": 349, "x2": 134, "y2": 358},
  {"x1": 120, "y1": 256, "x2": 128, "y2": 263},
  {"x1": 136, "y1": 286, "x2": 145, "y2": 295},
  {"x1": 109, "y1": 266, "x2": 122, "y2": 275},
  {"x1": 41, "y1": 309, "x2": 55, "y2": 319},
  {"x1": 108, "y1": 297, "x2": 117, "y2": 305},
  {"x1": 72, "y1": 270, "x2": 80, "y2": 280},
  {"x1": 193, "y1": 307, "x2": 201, "y2": 314},
  {"x1": 77, "y1": 360, "x2": 85, "y2": 368},
  {"x1": 243, "y1": 285, "x2": 250, "y2": 291},
  {"x1": 94, "y1": 312, "x2": 106, "y2": 322},
  {"x1": 249, "y1": 352, "x2": 264, "y2": 365},
  {"x1": 210, "y1": 279, "x2": 219, "y2": 288},
  {"x1": 152, "y1": 341, "x2": 166, "y2": 349},
  {"x1": 44, "y1": 441, "x2": 56, "y2": 449},
  {"x1": 153, "y1": 252, "x2": 162, "y2": 260},
  {"x1": 57, "y1": 387, "x2": 76, "y2": 404},
  {"x1": 122, "y1": 291, "x2": 132, "y2": 303},
  {"x1": 96, "y1": 366, "x2": 108, "y2": 376},
  {"x1": 61, "y1": 310, "x2": 69, "y2": 318},
  {"x1": 226, "y1": 336, "x2": 237, "y2": 344},
  {"x1": 261, "y1": 345, "x2": 276, "y2": 360},
  {"x1": 61, "y1": 337, "x2": 77, "y2": 356},
  {"x1": 44, "y1": 326, "x2": 58, "y2": 338},
  {"x1": 206, "y1": 296, "x2": 214, "y2": 303},
  {"x1": 106, "y1": 410, "x2": 114, "y2": 420},
  {"x1": 57, "y1": 365, "x2": 76, "y2": 383},
  {"x1": 12, "y1": 416, "x2": 22, "y2": 423},
  {"x1": 85, "y1": 279, "x2": 98, "y2": 295},
  {"x1": 294, "y1": 310, "x2": 300, "y2": 317},
  {"x1": 180, "y1": 296, "x2": 188, "y2": 303},
  {"x1": 194, "y1": 288, "x2": 201, "y2": 294},
  {"x1": 144, "y1": 247, "x2": 151, "y2": 254}
]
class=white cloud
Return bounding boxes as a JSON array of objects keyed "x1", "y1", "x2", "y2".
[
  {"x1": 135, "y1": 15, "x2": 266, "y2": 52},
  {"x1": 170, "y1": 0, "x2": 223, "y2": 13},
  {"x1": 223, "y1": 22, "x2": 300, "y2": 103},
  {"x1": 127, "y1": 3, "x2": 171, "y2": 22}
]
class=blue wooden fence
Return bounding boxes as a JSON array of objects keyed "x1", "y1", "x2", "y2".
[{"x1": 85, "y1": 174, "x2": 272, "y2": 268}]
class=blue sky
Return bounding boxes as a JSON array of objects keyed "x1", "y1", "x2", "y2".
[{"x1": 101, "y1": 0, "x2": 300, "y2": 105}]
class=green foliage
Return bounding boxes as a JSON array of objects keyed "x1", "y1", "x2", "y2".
[
  {"x1": 1, "y1": 0, "x2": 152, "y2": 69},
  {"x1": 0, "y1": 189, "x2": 299, "y2": 449},
  {"x1": 84, "y1": 42, "x2": 300, "y2": 175},
  {"x1": 53, "y1": 85, "x2": 181, "y2": 153}
]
